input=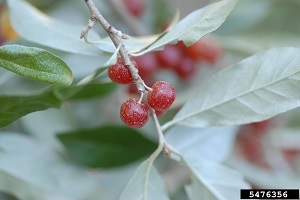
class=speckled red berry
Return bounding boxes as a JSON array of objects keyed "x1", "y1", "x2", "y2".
[
  {"x1": 108, "y1": 57, "x2": 135, "y2": 84},
  {"x1": 147, "y1": 81, "x2": 176, "y2": 111},
  {"x1": 120, "y1": 99, "x2": 150, "y2": 128}
]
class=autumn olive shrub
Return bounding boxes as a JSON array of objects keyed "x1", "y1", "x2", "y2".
[{"x1": 1, "y1": 0, "x2": 300, "y2": 199}]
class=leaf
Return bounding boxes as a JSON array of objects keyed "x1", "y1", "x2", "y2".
[
  {"x1": 0, "y1": 133, "x2": 108, "y2": 200},
  {"x1": 57, "y1": 125, "x2": 157, "y2": 168},
  {"x1": 7, "y1": 0, "x2": 236, "y2": 56},
  {"x1": 53, "y1": 82, "x2": 116, "y2": 101},
  {"x1": 0, "y1": 92, "x2": 61, "y2": 128},
  {"x1": 184, "y1": 158, "x2": 250, "y2": 200},
  {"x1": 132, "y1": 0, "x2": 238, "y2": 55},
  {"x1": 0, "y1": 45, "x2": 73, "y2": 86},
  {"x1": 165, "y1": 125, "x2": 238, "y2": 163},
  {"x1": 21, "y1": 108, "x2": 76, "y2": 150},
  {"x1": 85, "y1": 0, "x2": 237, "y2": 55},
  {"x1": 165, "y1": 126, "x2": 249, "y2": 199},
  {"x1": 0, "y1": 81, "x2": 114, "y2": 128},
  {"x1": 162, "y1": 47, "x2": 300, "y2": 129},
  {"x1": 119, "y1": 159, "x2": 169, "y2": 200},
  {"x1": 7, "y1": 0, "x2": 102, "y2": 56}
]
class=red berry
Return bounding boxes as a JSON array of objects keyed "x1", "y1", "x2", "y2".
[
  {"x1": 186, "y1": 38, "x2": 221, "y2": 63},
  {"x1": 120, "y1": 99, "x2": 150, "y2": 128},
  {"x1": 108, "y1": 57, "x2": 135, "y2": 84},
  {"x1": 134, "y1": 53, "x2": 158, "y2": 79},
  {"x1": 156, "y1": 45, "x2": 182, "y2": 69},
  {"x1": 147, "y1": 81, "x2": 176, "y2": 111},
  {"x1": 175, "y1": 57, "x2": 197, "y2": 80},
  {"x1": 123, "y1": 0, "x2": 145, "y2": 17}
]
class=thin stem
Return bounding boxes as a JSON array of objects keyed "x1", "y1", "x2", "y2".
[
  {"x1": 151, "y1": 109, "x2": 177, "y2": 158},
  {"x1": 141, "y1": 109, "x2": 166, "y2": 200},
  {"x1": 143, "y1": 81, "x2": 153, "y2": 91},
  {"x1": 80, "y1": 16, "x2": 96, "y2": 39},
  {"x1": 138, "y1": 92, "x2": 144, "y2": 103},
  {"x1": 151, "y1": 109, "x2": 166, "y2": 147}
]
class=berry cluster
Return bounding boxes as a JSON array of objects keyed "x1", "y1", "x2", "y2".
[
  {"x1": 108, "y1": 57, "x2": 176, "y2": 128},
  {"x1": 128, "y1": 38, "x2": 221, "y2": 93}
]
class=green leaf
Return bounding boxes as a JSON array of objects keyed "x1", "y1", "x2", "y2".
[
  {"x1": 0, "y1": 45, "x2": 73, "y2": 86},
  {"x1": 7, "y1": 0, "x2": 102, "y2": 56},
  {"x1": 0, "y1": 81, "x2": 115, "y2": 128},
  {"x1": 132, "y1": 0, "x2": 238, "y2": 56},
  {"x1": 57, "y1": 125, "x2": 157, "y2": 168},
  {"x1": 184, "y1": 159, "x2": 250, "y2": 200},
  {"x1": 120, "y1": 159, "x2": 169, "y2": 200},
  {"x1": 0, "y1": 92, "x2": 61, "y2": 128},
  {"x1": 53, "y1": 82, "x2": 116, "y2": 101},
  {"x1": 162, "y1": 47, "x2": 300, "y2": 130},
  {"x1": 0, "y1": 133, "x2": 107, "y2": 200}
]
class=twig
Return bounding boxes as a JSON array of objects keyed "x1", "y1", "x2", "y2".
[
  {"x1": 82, "y1": 0, "x2": 179, "y2": 158},
  {"x1": 80, "y1": 16, "x2": 96, "y2": 39},
  {"x1": 83, "y1": 0, "x2": 145, "y2": 93},
  {"x1": 151, "y1": 109, "x2": 178, "y2": 158}
]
